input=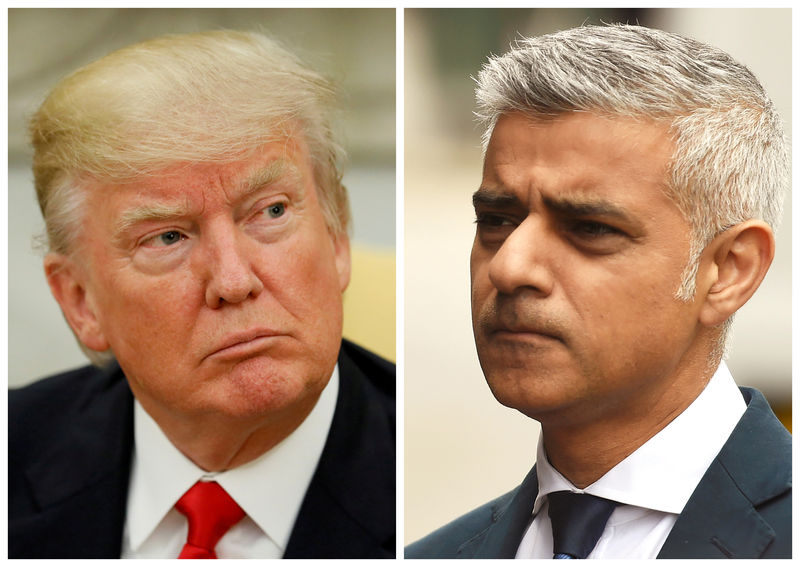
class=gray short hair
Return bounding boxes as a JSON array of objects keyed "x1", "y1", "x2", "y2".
[{"x1": 475, "y1": 24, "x2": 789, "y2": 357}]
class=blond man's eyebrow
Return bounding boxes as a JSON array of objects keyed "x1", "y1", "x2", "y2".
[
  {"x1": 114, "y1": 201, "x2": 192, "y2": 239},
  {"x1": 112, "y1": 159, "x2": 304, "y2": 242},
  {"x1": 237, "y1": 158, "x2": 302, "y2": 199}
]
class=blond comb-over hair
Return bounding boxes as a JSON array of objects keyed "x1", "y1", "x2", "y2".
[{"x1": 31, "y1": 30, "x2": 351, "y2": 257}]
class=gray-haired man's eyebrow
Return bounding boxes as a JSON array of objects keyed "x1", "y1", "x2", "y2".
[
  {"x1": 541, "y1": 194, "x2": 636, "y2": 224},
  {"x1": 472, "y1": 188, "x2": 523, "y2": 209}
]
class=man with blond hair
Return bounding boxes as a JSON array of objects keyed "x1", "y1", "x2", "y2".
[
  {"x1": 407, "y1": 24, "x2": 790, "y2": 559},
  {"x1": 10, "y1": 31, "x2": 395, "y2": 559}
]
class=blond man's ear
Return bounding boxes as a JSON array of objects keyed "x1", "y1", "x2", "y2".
[
  {"x1": 44, "y1": 253, "x2": 109, "y2": 352},
  {"x1": 333, "y1": 232, "x2": 351, "y2": 293}
]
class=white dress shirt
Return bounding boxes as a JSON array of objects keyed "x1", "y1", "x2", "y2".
[
  {"x1": 121, "y1": 365, "x2": 339, "y2": 559},
  {"x1": 515, "y1": 362, "x2": 746, "y2": 559}
]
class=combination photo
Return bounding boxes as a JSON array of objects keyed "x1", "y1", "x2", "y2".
[{"x1": 7, "y1": 6, "x2": 792, "y2": 561}]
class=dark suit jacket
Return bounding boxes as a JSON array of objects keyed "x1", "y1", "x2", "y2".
[
  {"x1": 9, "y1": 339, "x2": 395, "y2": 559},
  {"x1": 406, "y1": 387, "x2": 791, "y2": 559}
]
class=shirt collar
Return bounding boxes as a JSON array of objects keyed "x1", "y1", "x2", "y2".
[
  {"x1": 125, "y1": 364, "x2": 339, "y2": 553},
  {"x1": 534, "y1": 362, "x2": 746, "y2": 515}
]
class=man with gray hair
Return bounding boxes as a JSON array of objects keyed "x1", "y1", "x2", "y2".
[
  {"x1": 10, "y1": 30, "x2": 395, "y2": 559},
  {"x1": 407, "y1": 24, "x2": 789, "y2": 559}
]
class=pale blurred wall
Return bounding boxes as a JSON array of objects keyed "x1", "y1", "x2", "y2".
[
  {"x1": 404, "y1": 8, "x2": 791, "y2": 544},
  {"x1": 8, "y1": 8, "x2": 396, "y2": 386}
]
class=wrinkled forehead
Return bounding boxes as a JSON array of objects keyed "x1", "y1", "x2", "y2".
[
  {"x1": 480, "y1": 112, "x2": 683, "y2": 221},
  {"x1": 483, "y1": 112, "x2": 674, "y2": 181},
  {"x1": 117, "y1": 159, "x2": 303, "y2": 227},
  {"x1": 83, "y1": 137, "x2": 313, "y2": 200}
]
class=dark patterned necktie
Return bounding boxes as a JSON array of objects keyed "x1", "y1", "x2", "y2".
[{"x1": 547, "y1": 491, "x2": 618, "y2": 559}]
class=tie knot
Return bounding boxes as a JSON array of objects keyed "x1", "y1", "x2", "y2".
[
  {"x1": 175, "y1": 481, "x2": 245, "y2": 559},
  {"x1": 547, "y1": 491, "x2": 618, "y2": 559}
]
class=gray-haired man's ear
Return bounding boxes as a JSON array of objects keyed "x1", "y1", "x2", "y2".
[{"x1": 697, "y1": 220, "x2": 775, "y2": 328}]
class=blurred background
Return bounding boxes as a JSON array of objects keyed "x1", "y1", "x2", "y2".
[
  {"x1": 405, "y1": 8, "x2": 791, "y2": 544},
  {"x1": 8, "y1": 8, "x2": 396, "y2": 386}
]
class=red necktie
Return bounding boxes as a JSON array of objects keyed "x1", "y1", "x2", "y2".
[{"x1": 174, "y1": 481, "x2": 246, "y2": 559}]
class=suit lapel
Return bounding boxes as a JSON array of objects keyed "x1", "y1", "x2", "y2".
[
  {"x1": 284, "y1": 341, "x2": 395, "y2": 558},
  {"x1": 456, "y1": 388, "x2": 789, "y2": 559},
  {"x1": 11, "y1": 364, "x2": 134, "y2": 558},
  {"x1": 13, "y1": 343, "x2": 394, "y2": 559},
  {"x1": 464, "y1": 466, "x2": 539, "y2": 558},
  {"x1": 657, "y1": 459, "x2": 775, "y2": 558},
  {"x1": 658, "y1": 388, "x2": 791, "y2": 558}
]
